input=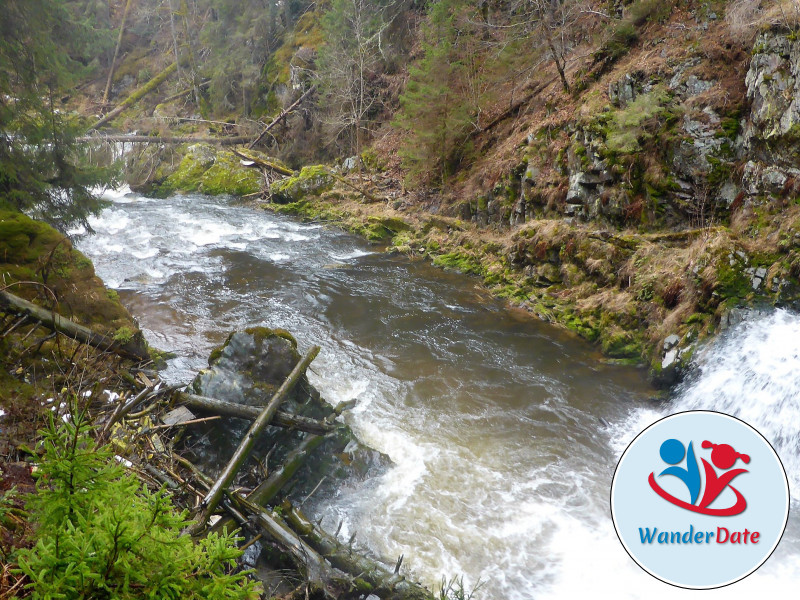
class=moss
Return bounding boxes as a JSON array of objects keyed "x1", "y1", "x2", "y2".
[
  {"x1": 601, "y1": 330, "x2": 644, "y2": 360},
  {"x1": 163, "y1": 144, "x2": 261, "y2": 197},
  {"x1": 715, "y1": 260, "x2": 751, "y2": 298},
  {"x1": 432, "y1": 252, "x2": 484, "y2": 276},
  {"x1": 0, "y1": 210, "x2": 137, "y2": 337},
  {"x1": 245, "y1": 326, "x2": 298, "y2": 350},
  {"x1": 563, "y1": 310, "x2": 600, "y2": 342},
  {"x1": 270, "y1": 165, "x2": 333, "y2": 204},
  {"x1": 199, "y1": 153, "x2": 261, "y2": 196},
  {"x1": 368, "y1": 215, "x2": 412, "y2": 233}
]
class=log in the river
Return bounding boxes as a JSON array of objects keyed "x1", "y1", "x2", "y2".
[
  {"x1": 230, "y1": 148, "x2": 294, "y2": 176},
  {"x1": 209, "y1": 431, "x2": 325, "y2": 536},
  {"x1": 197, "y1": 346, "x2": 321, "y2": 527},
  {"x1": 177, "y1": 392, "x2": 335, "y2": 435},
  {"x1": 0, "y1": 290, "x2": 149, "y2": 361},
  {"x1": 284, "y1": 503, "x2": 432, "y2": 600},
  {"x1": 78, "y1": 134, "x2": 251, "y2": 145}
]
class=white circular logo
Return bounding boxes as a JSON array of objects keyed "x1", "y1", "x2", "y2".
[{"x1": 610, "y1": 410, "x2": 789, "y2": 589}]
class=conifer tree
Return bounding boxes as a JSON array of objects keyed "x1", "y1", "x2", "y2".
[
  {"x1": 0, "y1": 0, "x2": 115, "y2": 232},
  {"x1": 394, "y1": 0, "x2": 477, "y2": 186},
  {"x1": 16, "y1": 412, "x2": 257, "y2": 599}
]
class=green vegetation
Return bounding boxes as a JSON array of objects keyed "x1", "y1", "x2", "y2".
[
  {"x1": 0, "y1": 209, "x2": 134, "y2": 333},
  {"x1": 162, "y1": 144, "x2": 262, "y2": 196},
  {"x1": 0, "y1": 0, "x2": 117, "y2": 232},
  {"x1": 270, "y1": 165, "x2": 333, "y2": 203},
  {"x1": 15, "y1": 412, "x2": 257, "y2": 599},
  {"x1": 394, "y1": 0, "x2": 487, "y2": 186}
]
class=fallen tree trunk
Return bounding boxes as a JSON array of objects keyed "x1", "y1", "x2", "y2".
[
  {"x1": 91, "y1": 61, "x2": 178, "y2": 130},
  {"x1": 209, "y1": 432, "x2": 325, "y2": 536},
  {"x1": 196, "y1": 346, "x2": 320, "y2": 527},
  {"x1": 243, "y1": 498, "x2": 343, "y2": 591},
  {"x1": 177, "y1": 392, "x2": 335, "y2": 435},
  {"x1": 79, "y1": 134, "x2": 251, "y2": 145},
  {"x1": 248, "y1": 85, "x2": 316, "y2": 149},
  {"x1": 0, "y1": 290, "x2": 149, "y2": 361},
  {"x1": 326, "y1": 169, "x2": 383, "y2": 204},
  {"x1": 284, "y1": 503, "x2": 431, "y2": 600},
  {"x1": 170, "y1": 454, "x2": 347, "y2": 597},
  {"x1": 231, "y1": 148, "x2": 294, "y2": 176}
]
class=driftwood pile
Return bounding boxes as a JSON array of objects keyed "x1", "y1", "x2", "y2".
[{"x1": 0, "y1": 290, "x2": 431, "y2": 599}]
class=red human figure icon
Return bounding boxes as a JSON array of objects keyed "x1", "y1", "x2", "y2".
[{"x1": 698, "y1": 441, "x2": 750, "y2": 510}]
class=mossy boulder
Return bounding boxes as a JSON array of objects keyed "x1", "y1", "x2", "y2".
[
  {"x1": 0, "y1": 210, "x2": 142, "y2": 340},
  {"x1": 161, "y1": 143, "x2": 263, "y2": 196},
  {"x1": 193, "y1": 326, "x2": 303, "y2": 406},
  {"x1": 270, "y1": 165, "x2": 333, "y2": 204}
]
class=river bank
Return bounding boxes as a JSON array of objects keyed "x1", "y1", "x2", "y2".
[{"x1": 122, "y1": 140, "x2": 800, "y2": 387}]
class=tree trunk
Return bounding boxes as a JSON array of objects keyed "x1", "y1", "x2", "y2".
[
  {"x1": 284, "y1": 503, "x2": 432, "y2": 599},
  {"x1": 102, "y1": 0, "x2": 135, "y2": 105},
  {"x1": 209, "y1": 432, "x2": 325, "y2": 535},
  {"x1": 0, "y1": 290, "x2": 149, "y2": 361},
  {"x1": 177, "y1": 392, "x2": 335, "y2": 434},
  {"x1": 79, "y1": 133, "x2": 249, "y2": 145},
  {"x1": 90, "y1": 62, "x2": 178, "y2": 130},
  {"x1": 248, "y1": 85, "x2": 317, "y2": 149}
]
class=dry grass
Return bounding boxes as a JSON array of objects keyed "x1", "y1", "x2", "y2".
[{"x1": 726, "y1": 0, "x2": 800, "y2": 47}]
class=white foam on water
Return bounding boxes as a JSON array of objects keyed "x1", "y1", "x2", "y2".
[{"x1": 329, "y1": 248, "x2": 374, "y2": 261}]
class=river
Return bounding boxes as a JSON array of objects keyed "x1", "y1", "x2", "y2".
[{"x1": 76, "y1": 188, "x2": 800, "y2": 598}]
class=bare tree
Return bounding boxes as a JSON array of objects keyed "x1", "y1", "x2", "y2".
[{"x1": 316, "y1": 0, "x2": 391, "y2": 163}]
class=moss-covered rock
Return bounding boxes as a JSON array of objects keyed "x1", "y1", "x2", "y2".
[
  {"x1": 0, "y1": 210, "x2": 140, "y2": 337},
  {"x1": 270, "y1": 165, "x2": 333, "y2": 204},
  {"x1": 162, "y1": 143, "x2": 262, "y2": 196}
]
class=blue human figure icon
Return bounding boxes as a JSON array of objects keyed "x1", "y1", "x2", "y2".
[{"x1": 658, "y1": 439, "x2": 701, "y2": 505}]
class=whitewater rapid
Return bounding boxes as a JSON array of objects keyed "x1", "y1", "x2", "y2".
[{"x1": 75, "y1": 187, "x2": 800, "y2": 598}]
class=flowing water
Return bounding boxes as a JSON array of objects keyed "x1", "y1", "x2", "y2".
[{"x1": 76, "y1": 188, "x2": 800, "y2": 598}]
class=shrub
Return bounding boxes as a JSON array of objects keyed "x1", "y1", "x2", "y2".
[{"x1": 15, "y1": 412, "x2": 258, "y2": 600}]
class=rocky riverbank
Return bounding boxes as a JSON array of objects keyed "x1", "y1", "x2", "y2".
[{"x1": 119, "y1": 23, "x2": 800, "y2": 386}]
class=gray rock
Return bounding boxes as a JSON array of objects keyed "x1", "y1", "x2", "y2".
[
  {"x1": 663, "y1": 334, "x2": 680, "y2": 351},
  {"x1": 718, "y1": 181, "x2": 739, "y2": 206},
  {"x1": 524, "y1": 161, "x2": 540, "y2": 185},
  {"x1": 685, "y1": 75, "x2": 714, "y2": 97},
  {"x1": 743, "y1": 29, "x2": 800, "y2": 160},
  {"x1": 609, "y1": 72, "x2": 643, "y2": 107},
  {"x1": 662, "y1": 348, "x2": 679, "y2": 370},
  {"x1": 755, "y1": 266, "x2": 767, "y2": 279},
  {"x1": 342, "y1": 156, "x2": 360, "y2": 172}
]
